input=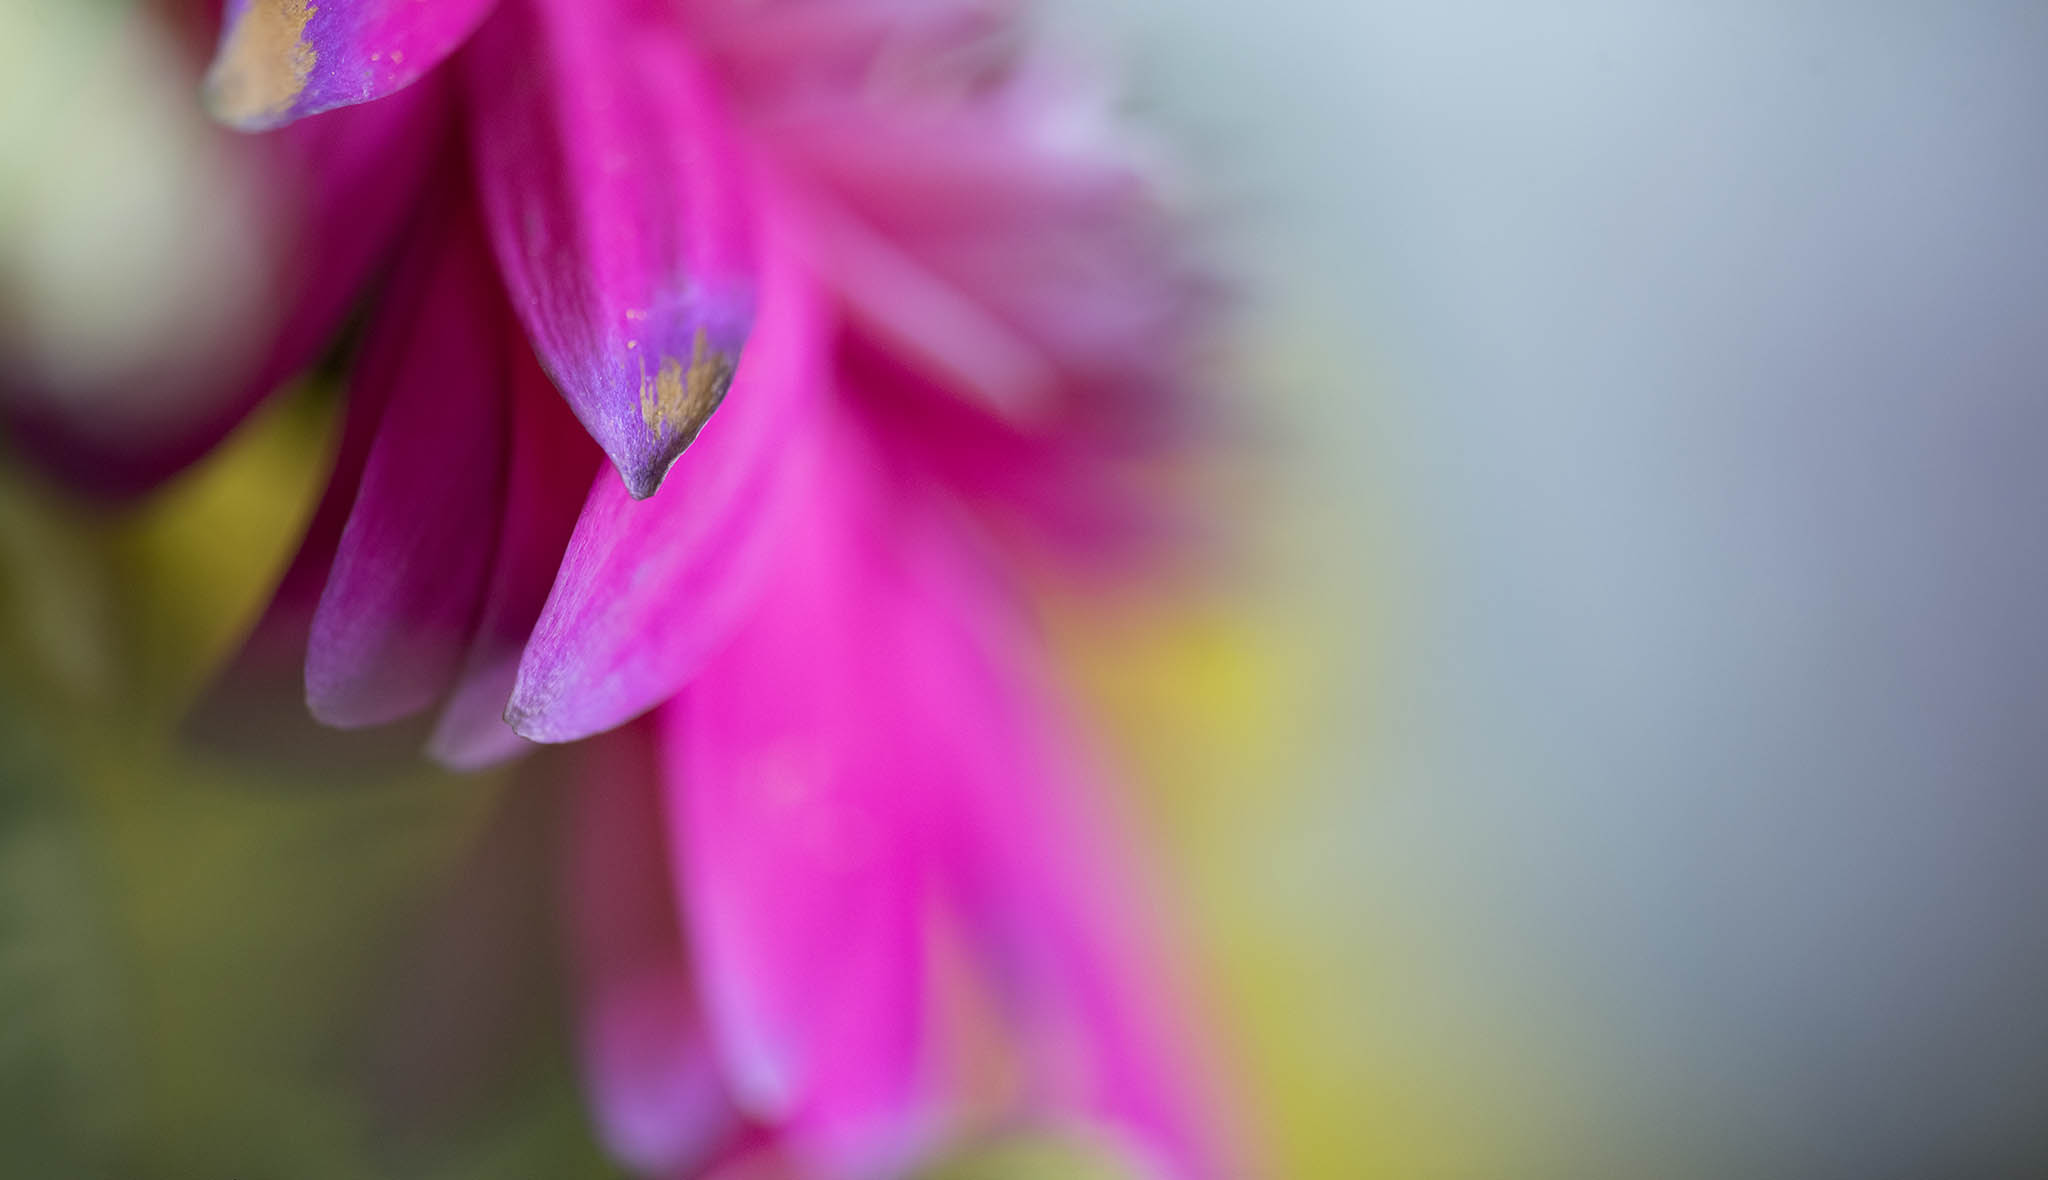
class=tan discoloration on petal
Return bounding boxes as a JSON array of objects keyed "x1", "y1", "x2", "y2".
[
  {"x1": 638, "y1": 328, "x2": 736, "y2": 445},
  {"x1": 204, "y1": 1, "x2": 318, "y2": 128}
]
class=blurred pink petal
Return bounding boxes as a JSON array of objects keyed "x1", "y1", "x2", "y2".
[
  {"x1": 942, "y1": 688, "x2": 1236, "y2": 1180},
  {"x1": 661, "y1": 410, "x2": 930, "y2": 1175},
  {"x1": 846, "y1": 335, "x2": 1186, "y2": 569},
  {"x1": 569, "y1": 723, "x2": 737, "y2": 1174}
]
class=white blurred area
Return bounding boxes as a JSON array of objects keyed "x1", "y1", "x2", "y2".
[
  {"x1": 1053, "y1": 2, "x2": 2048, "y2": 1175},
  {"x1": 0, "y1": 0, "x2": 271, "y2": 426}
]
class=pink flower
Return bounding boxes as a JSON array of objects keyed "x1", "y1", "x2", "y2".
[{"x1": 31, "y1": 0, "x2": 1232, "y2": 1175}]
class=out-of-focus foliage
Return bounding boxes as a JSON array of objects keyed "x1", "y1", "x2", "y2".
[{"x1": 0, "y1": 390, "x2": 616, "y2": 1179}]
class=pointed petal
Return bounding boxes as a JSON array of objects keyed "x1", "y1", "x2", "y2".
[
  {"x1": 183, "y1": 152, "x2": 428, "y2": 766},
  {"x1": 182, "y1": 388, "x2": 430, "y2": 770},
  {"x1": 304, "y1": 188, "x2": 510, "y2": 728},
  {"x1": 204, "y1": 0, "x2": 497, "y2": 130},
  {"x1": 426, "y1": 341, "x2": 601, "y2": 770},
  {"x1": 466, "y1": 0, "x2": 760, "y2": 498},
  {"x1": 568, "y1": 723, "x2": 736, "y2": 1174},
  {"x1": 659, "y1": 413, "x2": 937, "y2": 1175},
  {"x1": 502, "y1": 228, "x2": 823, "y2": 744}
]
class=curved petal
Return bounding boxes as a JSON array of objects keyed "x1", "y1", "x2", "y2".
[
  {"x1": 502, "y1": 224, "x2": 823, "y2": 745},
  {"x1": 204, "y1": 0, "x2": 497, "y2": 130},
  {"x1": 946, "y1": 732, "x2": 1236, "y2": 1180},
  {"x1": 181, "y1": 304, "x2": 403, "y2": 766},
  {"x1": 425, "y1": 339, "x2": 600, "y2": 770},
  {"x1": 568, "y1": 723, "x2": 736, "y2": 1175},
  {"x1": 465, "y1": 0, "x2": 760, "y2": 499},
  {"x1": 304, "y1": 186, "x2": 510, "y2": 728},
  {"x1": 661, "y1": 411, "x2": 938, "y2": 1175},
  {"x1": 927, "y1": 616, "x2": 1237, "y2": 1179},
  {"x1": 182, "y1": 121, "x2": 445, "y2": 764}
]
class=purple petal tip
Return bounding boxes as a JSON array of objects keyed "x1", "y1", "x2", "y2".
[{"x1": 205, "y1": 0, "x2": 496, "y2": 130}]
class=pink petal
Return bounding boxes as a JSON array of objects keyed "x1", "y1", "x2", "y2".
[
  {"x1": 426, "y1": 340, "x2": 601, "y2": 771},
  {"x1": 704, "y1": 8, "x2": 1213, "y2": 434},
  {"x1": 464, "y1": 0, "x2": 761, "y2": 499},
  {"x1": 681, "y1": 0, "x2": 1011, "y2": 115},
  {"x1": 303, "y1": 184, "x2": 511, "y2": 728},
  {"x1": 184, "y1": 164, "x2": 436, "y2": 764},
  {"x1": 501, "y1": 221, "x2": 824, "y2": 745},
  {"x1": 568, "y1": 723, "x2": 736, "y2": 1175},
  {"x1": 660, "y1": 412, "x2": 936, "y2": 1174},
  {"x1": 204, "y1": 0, "x2": 497, "y2": 130},
  {"x1": 933, "y1": 642, "x2": 1237, "y2": 1180},
  {"x1": 794, "y1": 189, "x2": 1059, "y2": 424},
  {"x1": 844, "y1": 334, "x2": 1185, "y2": 571}
]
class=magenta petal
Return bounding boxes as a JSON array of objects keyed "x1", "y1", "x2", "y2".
[
  {"x1": 930, "y1": 649, "x2": 1233, "y2": 1177},
  {"x1": 304, "y1": 190, "x2": 510, "y2": 729},
  {"x1": 827, "y1": 503, "x2": 1226, "y2": 1172},
  {"x1": 205, "y1": 0, "x2": 497, "y2": 130},
  {"x1": 569, "y1": 725, "x2": 735, "y2": 1175},
  {"x1": 502, "y1": 230, "x2": 823, "y2": 745},
  {"x1": 659, "y1": 416, "x2": 937, "y2": 1174},
  {"x1": 184, "y1": 142, "x2": 430, "y2": 763},
  {"x1": 426, "y1": 343, "x2": 601, "y2": 770},
  {"x1": 846, "y1": 335, "x2": 1183, "y2": 571},
  {"x1": 953, "y1": 747, "x2": 1233, "y2": 1179},
  {"x1": 184, "y1": 319, "x2": 400, "y2": 766},
  {"x1": 768, "y1": 79, "x2": 1212, "y2": 430},
  {"x1": 466, "y1": 0, "x2": 760, "y2": 499}
]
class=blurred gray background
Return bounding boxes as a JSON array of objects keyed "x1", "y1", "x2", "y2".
[{"x1": 1051, "y1": 2, "x2": 2048, "y2": 1174}]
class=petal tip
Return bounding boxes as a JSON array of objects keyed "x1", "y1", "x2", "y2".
[
  {"x1": 502, "y1": 695, "x2": 562, "y2": 745},
  {"x1": 424, "y1": 719, "x2": 534, "y2": 773},
  {"x1": 619, "y1": 458, "x2": 666, "y2": 502},
  {"x1": 618, "y1": 333, "x2": 740, "y2": 499},
  {"x1": 611, "y1": 430, "x2": 694, "y2": 502},
  {"x1": 502, "y1": 698, "x2": 537, "y2": 735}
]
